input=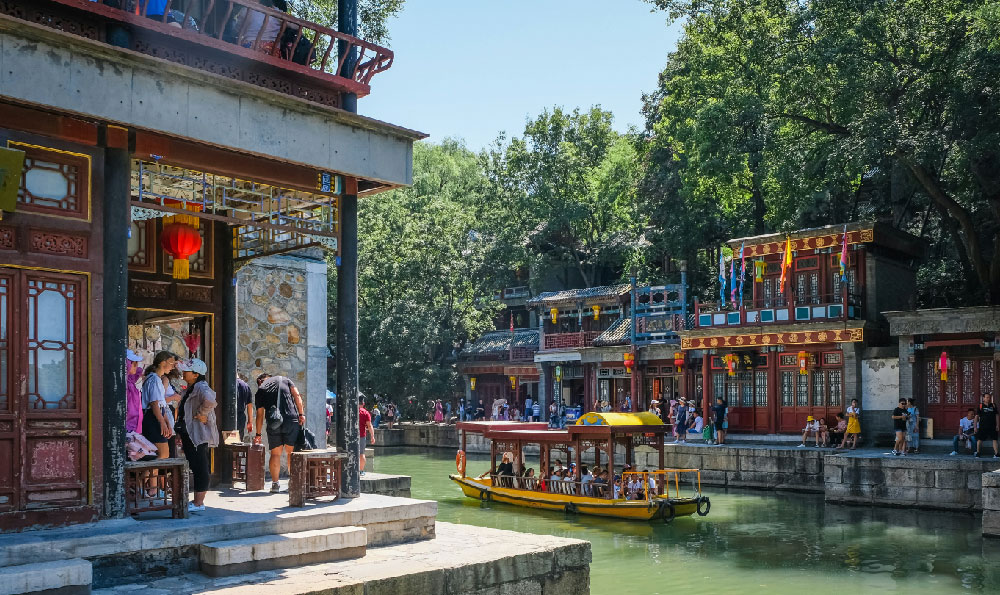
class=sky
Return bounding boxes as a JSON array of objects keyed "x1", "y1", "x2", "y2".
[{"x1": 359, "y1": 1, "x2": 685, "y2": 151}]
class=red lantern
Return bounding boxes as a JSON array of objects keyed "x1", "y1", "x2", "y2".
[
  {"x1": 674, "y1": 351, "x2": 685, "y2": 373},
  {"x1": 724, "y1": 354, "x2": 737, "y2": 377},
  {"x1": 623, "y1": 352, "x2": 634, "y2": 372},
  {"x1": 939, "y1": 351, "x2": 949, "y2": 381},
  {"x1": 161, "y1": 221, "x2": 202, "y2": 280},
  {"x1": 798, "y1": 351, "x2": 808, "y2": 376}
]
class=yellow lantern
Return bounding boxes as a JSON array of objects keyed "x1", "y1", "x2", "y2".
[
  {"x1": 798, "y1": 351, "x2": 808, "y2": 376},
  {"x1": 550, "y1": 307, "x2": 558, "y2": 324},
  {"x1": 592, "y1": 305, "x2": 601, "y2": 320},
  {"x1": 509, "y1": 375, "x2": 517, "y2": 390},
  {"x1": 470, "y1": 377, "x2": 477, "y2": 391},
  {"x1": 555, "y1": 366, "x2": 562, "y2": 382}
]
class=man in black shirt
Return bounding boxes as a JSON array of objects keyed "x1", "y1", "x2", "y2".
[
  {"x1": 236, "y1": 374, "x2": 254, "y2": 441},
  {"x1": 891, "y1": 398, "x2": 909, "y2": 456},
  {"x1": 975, "y1": 393, "x2": 999, "y2": 458},
  {"x1": 254, "y1": 373, "x2": 307, "y2": 492}
]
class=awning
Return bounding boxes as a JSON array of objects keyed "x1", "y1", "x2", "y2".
[{"x1": 534, "y1": 351, "x2": 582, "y2": 363}]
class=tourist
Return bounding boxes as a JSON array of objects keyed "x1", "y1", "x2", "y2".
[
  {"x1": 372, "y1": 401, "x2": 382, "y2": 429},
  {"x1": 839, "y1": 399, "x2": 861, "y2": 449},
  {"x1": 475, "y1": 400, "x2": 486, "y2": 420},
  {"x1": 799, "y1": 416, "x2": 821, "y2": 447},
  {"x1": 525, "y1": 396, "x2": 534, "y2": 421},
  {"x1": 818, "y1": 417, "x2": 830, "y2": 447},
  {"x1": 688, "y1": 411, "x2": 704, "y2": 438},
  {"x1": 176, "y1": 359, "x2": 217, "y2": 513},
  {"x1": 236, "y1": 373, "x2": 254, "y2": 441},
  {"x1": 458, "y1": 400, "x2": 465, "y2": 422},
  {"x1": 950, "y1": 409, "x2": 977, "y2": 455},
  {"x1": 623, "y1": 392, "x2": 632, "y2": 412},
  {"x1": 238, "y1": 0, "x2": 283, "y2": 53},
  {"x1": 891, "y1": 399, "x2": 909, "y2": 456},
  {"x1": 125, "y1": 349, "x2": 144, "y2": 433},
  {"x1": 906, "y1": 397, "x2": 920, "y2": 454},
  {"x1": 580, "y1": 465, "x2": 593, "y2": 496},
  {"x1": 712, "y1": 397, "x2": 727, "y2": 445},
  {"x1": 648, "y1": 399, "x2": 660, "y2": 418},
  {"x1": 975, "y1": 393, "x2": 999, "y2": 458},
  {"x1": 549, "y1": 401, "x2": 558, "y2": 428},
  {"x1": 497, "y1": 452, "x2": 514, "y2": 488},
  {"x1": 141, "y1": 351, "x2": 177, "y2": 459},
  {"x1": 445, "y1": 400, "x2": 452, "y2": 422},
  {"x1": 829, "y1": 413, "x2": 847, "y2": 447},
  {"x1": 675, "y1": 398, "x2": 689, "y2": 443},
  {"x1": 433, "y1": 399, "x2": 444, "y2": 423},
  {"x1": 253, "y1": 373, "x2": 306, "y2": 492},
  {"x1": 385, "y1": 400, "x2": 397, "y2": 429},
  {"x1": 360, "y1": 401, "x2": 375, "y2": 475}
]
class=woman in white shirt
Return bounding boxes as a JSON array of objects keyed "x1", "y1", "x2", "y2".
[{"x1": 140, "y1": 351, "x2": 178, "y2": 459}]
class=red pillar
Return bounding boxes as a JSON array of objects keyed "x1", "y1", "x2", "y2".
[{"x1": 701, "y1": 351, "x2": 711, "y2": 422}]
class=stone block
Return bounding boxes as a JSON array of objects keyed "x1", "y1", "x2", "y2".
[
  {"x1": 883, "y1": 467, "x2": 934, "y2": 487},
  {"x1": 700, "y1": 453, "x2": 738, "y2": 471},
  {"x1": 983, "y1": 510, "x2": 1000, "y2": 537},
  {"x1": 200, "y1": 526, "x2": 366, "y2": 573},
  {"x1": 935, "y1": 470, "x2": 972, "y2": 489},
  {"x1": 984, "y1": 486, "x2": 1000, "y2": 511},
  {"x1": 982, "y1": 471, "x2": 1000, "y2": 488},
  {"x1": 552, "y1": 541, "x2": 592, "y2": 570},
  {"x1": 699, "y1": 469, "x2": 728, "y2": 486},
  {"x1": 871, "y1": 485, "x2": 919, "y2": 505},
  {"x1": 541, "y1": 568, "x2": 590, "y2": 595},
  {"x1": 916, "y1": 487, "x2": 975, "y2": 509},
  {"x1": 0, "y1": 558, "x2": 91, "y2": 595}
]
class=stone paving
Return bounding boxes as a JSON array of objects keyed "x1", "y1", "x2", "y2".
[{"x1": 94, "y1": 522, "x2": 591, "y2": 595}]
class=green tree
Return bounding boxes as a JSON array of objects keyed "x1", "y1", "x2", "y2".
[
  {"x1": 641, "y1": 0, "x2": 1000, "y2": 305},
  {"x1": 330, "y1": 140, "x2": 502, "y2": 400},
  {"x1": 482, "y1": 107, "x2": 643, "y2": 289},
  {"x1": 288, "y1": 0, "x2": 404, "y2": 45}
]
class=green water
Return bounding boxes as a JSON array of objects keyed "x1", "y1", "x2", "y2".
[{"x1": 372, "y1": 448, "x2": 1000, "y2": 594}]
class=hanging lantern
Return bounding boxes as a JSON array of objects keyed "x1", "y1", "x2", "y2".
[
  {"x1": 724, "y1": 354, "x2": 737, "y2": 377},
  {"x1": 509, "y1": 375, "x2": 517, "y2": 390},
  {"x1": 470, "y1": 377, "x2": 477, "y2": 391},
  {"x1": 674, "y1": 351, "x2": 685, "y2": 372},
  {"x1": 798, "y1": 351, "x2": 808, "y2": 376},
  {"x1": 554, "y1": 366, "x2": 562, "y2": 382},
  {"x1": 754, "y1": 261, "x2": 765, "y2": 283},
  {"x1": 939, "y1": 351, "x2": 949, "y2": 381},
  {"x1": 550, "y1": 307, "x2": 559, "y2": 324},
  {"x1": 592, "y1": 305, "x2": 601, "y2": 320},
  {"x1": 161, "y1": 220, "x2": 202, "y2": 280},
  {"x1": 623, "y1": 352, "x2": 634, "y2": 372}
]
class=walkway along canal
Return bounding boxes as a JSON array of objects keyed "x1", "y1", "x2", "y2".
[{"x1": 374, "y1": 447, "x2": 1000, "y2": 595}]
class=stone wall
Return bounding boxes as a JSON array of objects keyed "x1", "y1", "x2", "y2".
[
  {"x1": 984, "y1": 471, "x2": 1000, "y2": 537},
  {"x1": 236, "y1": 252, "x2": 328, "y2": 438},
  {"x1": 861, "y1": 357, "x2": 901, "y2": 442},
  {"x1": 825, "y1": 456, "x2": 1000, "y2": 510}
]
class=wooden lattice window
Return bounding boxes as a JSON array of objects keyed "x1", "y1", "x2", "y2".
[
  {"x1": 9, "y1": 143, "x2": 90, "y2": 220},
  {"x1": 796, "y1": 372, "x2": 809, "y2": 406},
  {"x1": 755, "y1": 370, "x2": 768, "y2": 406},
  {"x1": 828, "y1": 369, "x2": 843, "y2": 406},
  {"x1": 128, "y1": 220, "x2": 155, "y2": 272},
  {"x1": 781, "y1": 371, "x2": 794, "y2": 407},
  {"x1": 164, "y1": 223, "x2": 213, "y2": 278},
  {"x1": 963, "y1": 361, "x2": 977, "y2": 404},
  {"x1": 983, "y1": 363, "x2": 995, "y2": 398},
  {"x1": 926, "y1": 361, "x2": 940, "y2": 404},
  {"x1": 26, "y1": 278, "x2": 79, "y2": 410},
  {"x1": 0, "y1": 275, "x2": 7, "y2": 412},
  {"x1": 812, "y1": 371, "x2": 826, "y2": 406}
]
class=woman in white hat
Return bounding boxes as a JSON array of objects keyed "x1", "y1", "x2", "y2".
[
  {"x1": 125, "y1": 349, "x2": 145, "y2": 433},
  {"x1": 176, "y1": 358, "x2": 218, "y2": 512}
]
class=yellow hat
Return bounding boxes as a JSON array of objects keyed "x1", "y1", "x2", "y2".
[{"x1": 806, "y1": 415, "x2": 814, "y2": 421}]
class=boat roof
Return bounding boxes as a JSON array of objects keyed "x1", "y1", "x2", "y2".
[
  {"x1": 574, "y1": 412, "x2": 664, "y2": 427},
  {"x1": 456, "y1": 421, "x2": 549, "y2": 435}
]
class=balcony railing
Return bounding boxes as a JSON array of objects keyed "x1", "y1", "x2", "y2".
[
  {"x1": 17, "y1": 0, "x2": 393, "y2": 107},
  {"x1": 695, "y1": 292, "x2": 862, "y2": 329},
  {"x1": 542, "y1": 331, "x2": 601, "y2": 350}
]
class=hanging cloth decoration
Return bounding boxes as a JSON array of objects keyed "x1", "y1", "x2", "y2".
[
  {"x1": 159, "y1": 201, "x2": 203, "y2": 280},
  {"x1": 718, "y1": 249, "x2": 726, "y2": 305},
  {"x1": 754, "y1": 260, "x2": 765, "y2": 283},
  {"x1": 730, "y1": 257, "x2": 737, "y2": 309},
  {"x1": 839, "y1": 224, "x2": 848, "y2": 282},
  {"x1": 738, "y1": 242, "x2": 746, "y2": 308},
  {"x1": 779, "y1": 236, "x2": 792, "y2": 294}
]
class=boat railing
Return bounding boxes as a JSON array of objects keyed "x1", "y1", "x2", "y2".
[
  {"x1": 490, "y1": 474, "x2": 609, "y2": 498},
  {"x1": 623, "y1": 469, "x2": 702, "y2": 501}
]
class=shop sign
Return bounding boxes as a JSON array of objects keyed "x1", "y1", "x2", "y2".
[{"x1": 598, "y1": 367, "x2": 630, "y2": 378}]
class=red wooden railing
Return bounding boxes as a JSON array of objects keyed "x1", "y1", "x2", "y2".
[
  {"x1": 48, "y1": 0, "x2": 393, "y2": 94},
  {"x1": 543, "y1": 331, "x2": 601, "y2": 350},
  {"x1": 694, "y1": 290, "x2": 862, "y2": 328}
]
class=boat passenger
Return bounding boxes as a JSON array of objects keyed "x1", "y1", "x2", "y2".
[
  {"x1": 580, "y1": 466, "x2": 593, "y2": 496},
  {"x1": 497, "y1": 452, "x2": 515, "y2": 488}
]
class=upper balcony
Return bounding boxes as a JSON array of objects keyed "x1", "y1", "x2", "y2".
[
  {"x1": 7, "y1": 0, "x2": 393, "y2": 109},
  {"x1": 694, "y1": 290, "x2": 863, "y2": 330}
]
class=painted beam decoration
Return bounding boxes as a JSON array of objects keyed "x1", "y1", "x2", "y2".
[
  {"x1": 681, "y1": 328, "x2": 863, "y2": 350},
  {"x1": 733, "y1": 229, "x2": 873, "y2": 258}
]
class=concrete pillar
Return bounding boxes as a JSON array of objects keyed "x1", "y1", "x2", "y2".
[
  {"x1": 538, "y1": 364, "x2": 549, "y2": 421},
  {"x1": 305, "y1": 258, "x2": 328, "y2": 436},
  {"x1": 842, "y1": 342, "x2": 864, "y2": 439},
  {"x1": 217, "y1": 222, "x2": 237, "y2": 432},
  {"x1": 898, "y1": 335, "x2": 915, "y2": 405},
  {"x1": 101, "y1": 145, "x2": 129, "y2": 519},
  {"x1": 336, "y1": 181, "x2": 360, "y2": 498}
]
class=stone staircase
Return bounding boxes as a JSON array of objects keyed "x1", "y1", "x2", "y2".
[
  {"x1": 0, "y1": 558, "x2": 92, "y2": 595},
  {"x1": 200, "y1": 526, "x2": 367, "y2": 577}
]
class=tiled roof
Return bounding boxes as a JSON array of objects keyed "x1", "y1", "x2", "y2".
[
  {"x1": 593, "y1": 318, "x2": 631, "y2": 347},
  {"x1": 526, "y1": 284, "x2": 630, "y2": 306},
  {"x1": 461, "y1": 329, "x2": 539, "y2": 356}
]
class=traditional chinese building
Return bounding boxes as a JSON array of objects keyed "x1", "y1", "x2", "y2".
[
  {"x1": 0, "y1": 0, "x2": 420, "y2": 531},
  {"x1": 679, "y1": 222, "x2": 923, "y2": 435},
  {"x1": 458, "y1": 329, "x2": 539, "y2": 418}
]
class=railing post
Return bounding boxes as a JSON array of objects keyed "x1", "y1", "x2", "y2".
[{"x1": 338, "y1": 0, "x2": 359, "y2": 111}]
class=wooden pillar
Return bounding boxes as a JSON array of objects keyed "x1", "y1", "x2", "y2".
[
  {"x1": 607, "y1": 437, "x2": 614, "y2": 499},
  {"x1": 701, "y1": 351, "x2": 711, "y2": 427},
  {"x1": 490, "y1": 440, "x2": 496, "y2": 476},
  {"x1": 336, "y1": 177, "x2": 361, "y2": 498},
  {"x1": 658, "y1": 433, "x2": 665, "y2": 495},
  {"x1": 574, "y1": 438, "x2": 582, "y2": 475}
]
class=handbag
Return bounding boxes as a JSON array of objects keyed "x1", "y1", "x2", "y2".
[{"x1": 266, "y1": 404, "x2": 283, "y2": 431}]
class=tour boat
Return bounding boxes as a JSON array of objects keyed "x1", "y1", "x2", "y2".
[{"x1": 450, "y1": 412, "x2": 710, "y2": 522}]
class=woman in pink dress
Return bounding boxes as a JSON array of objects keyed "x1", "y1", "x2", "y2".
[
  {"x1": 433, "y1": 400, "x2": 444, "y2": 423},
  {"x1": 125, "y1": 349, "x2": 145, "y2": 433}
]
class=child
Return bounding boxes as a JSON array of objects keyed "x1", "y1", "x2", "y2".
[{"x1": 839, "y1": 399, "x2": 862, "y2": 450}]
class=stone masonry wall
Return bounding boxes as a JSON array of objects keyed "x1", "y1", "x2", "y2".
[
  {"x1": 826, "y1": 456, "x2": 1000, "y2": 510},
  {"x1": 983, "y1": 471, "x2": 1000, "y2": 537}
]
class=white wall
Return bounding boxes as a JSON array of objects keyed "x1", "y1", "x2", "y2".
[{"x1": 861, "y1": 358, "x2": 900, "y2": 410}]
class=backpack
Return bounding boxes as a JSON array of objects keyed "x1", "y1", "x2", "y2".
[{"x1": 281, "y1": 27, "x2": 315, "y2": 65}]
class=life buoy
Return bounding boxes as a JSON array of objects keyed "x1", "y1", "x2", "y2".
[
  {"x1": 659, "y1": 501, "x2": 676, "y2": 524},
  {"x1": 696, "y1": 496, "x2": 711, "y2": 517},
  {"x1": 456, "y1": 450, "x2": 466, "y2": 477},
  {"x1": 479, "y1": 488, "x2": 491, "y2": 502},
  {"x1": 565, "y1": 502, "x2": 578, "y2": 514}
]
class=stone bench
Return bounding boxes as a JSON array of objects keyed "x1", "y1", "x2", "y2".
[
  {"x1": 124, "y1": 458, "x2": 189, "y2": 519},
  {"x1": 0, "y1": 559, "x2": 92, "y2": 595},
  {"x1": 223, "y1": 443, "x2": 266, "y2": 491},
  {"x1": 199, "y1": 526, "x2": 367, "y2": 577},
  {"x1": 288, "y1": 449, "x2": 348, "y2": 507}
]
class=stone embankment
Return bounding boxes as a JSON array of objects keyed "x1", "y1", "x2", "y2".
[{"x1": 980, "y1": 471, "x2": 1000, "y2": 537}]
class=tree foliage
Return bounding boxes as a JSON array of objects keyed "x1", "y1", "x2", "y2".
[
  {"x1": 287, "y1": 0, "x2": 404, "y2": 45},
  {"x1": 641, "y1": 0, "x2": 1000, "y2": 305}
]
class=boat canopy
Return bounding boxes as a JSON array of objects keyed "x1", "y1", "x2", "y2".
[{"x1": 574, "y1": 412, "x2": 664, "y2": 427}]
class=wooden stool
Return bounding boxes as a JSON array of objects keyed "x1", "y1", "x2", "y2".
[
  {"x1": 288, "y1": 450, "x2": 347, "y2": 507},
  {"x1": 124, "y1": 458, "x2": 189, "y2": 518},
  {"x1": 225, "y1": 443, "x2": 266, "y2": 491}
]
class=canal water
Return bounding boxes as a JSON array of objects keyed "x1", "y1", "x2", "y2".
[{"x1": 373, "y1": 448, "x2": 1000, "y2": 594}]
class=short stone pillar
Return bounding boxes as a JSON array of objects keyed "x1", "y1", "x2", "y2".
[{"x1": 983, "y1": 471, "x2": 1000, "y2": 537}]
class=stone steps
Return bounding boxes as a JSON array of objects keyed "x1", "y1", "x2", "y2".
[
  {"x1": 0, "y1": 559, "x2": 92, "y2": 595},
  {"x1": 199, "y1": 526, "x2": 367, "y2": 577}
]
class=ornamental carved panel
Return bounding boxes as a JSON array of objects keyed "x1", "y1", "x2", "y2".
[
  {"x1": 176, "y1": 284, "x2": 213, "y2": 303},
  {"x1": 0, "y1": 227, "x2": 14, "y2": 251},
  {"x1": 130, "y1": 279, "x2": 170, "y2": 300},
  {"x1": 27, "y1": 438, "x2": 79, "y2": 482},
  {"x1": 29, "y1": 230, "x2": 87, "y2": 258}
]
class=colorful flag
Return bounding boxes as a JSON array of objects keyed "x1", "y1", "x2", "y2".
[
  {"x1": 779, "y1": 236, "x2": 792, "y2": 294},
  {"x1": 730, "y1": 258, "x2": 737, "y2": 309},
  {"x1": 839, "y1": 224, "x2": 848, "y2": 282},
  {"x1": 510, "y1": 310, "x2": 515, "y2": 332},
  {"x1": 738, "y1": 242, "x2": 746, "y2": 307},
  {"x1": 719, "y1": 249, "x2": 726, "y2": 305}
]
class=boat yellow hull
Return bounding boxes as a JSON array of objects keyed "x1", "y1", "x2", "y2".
[{"x1": 450, "y1": 475, "x2": 702, "y2": 521}]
